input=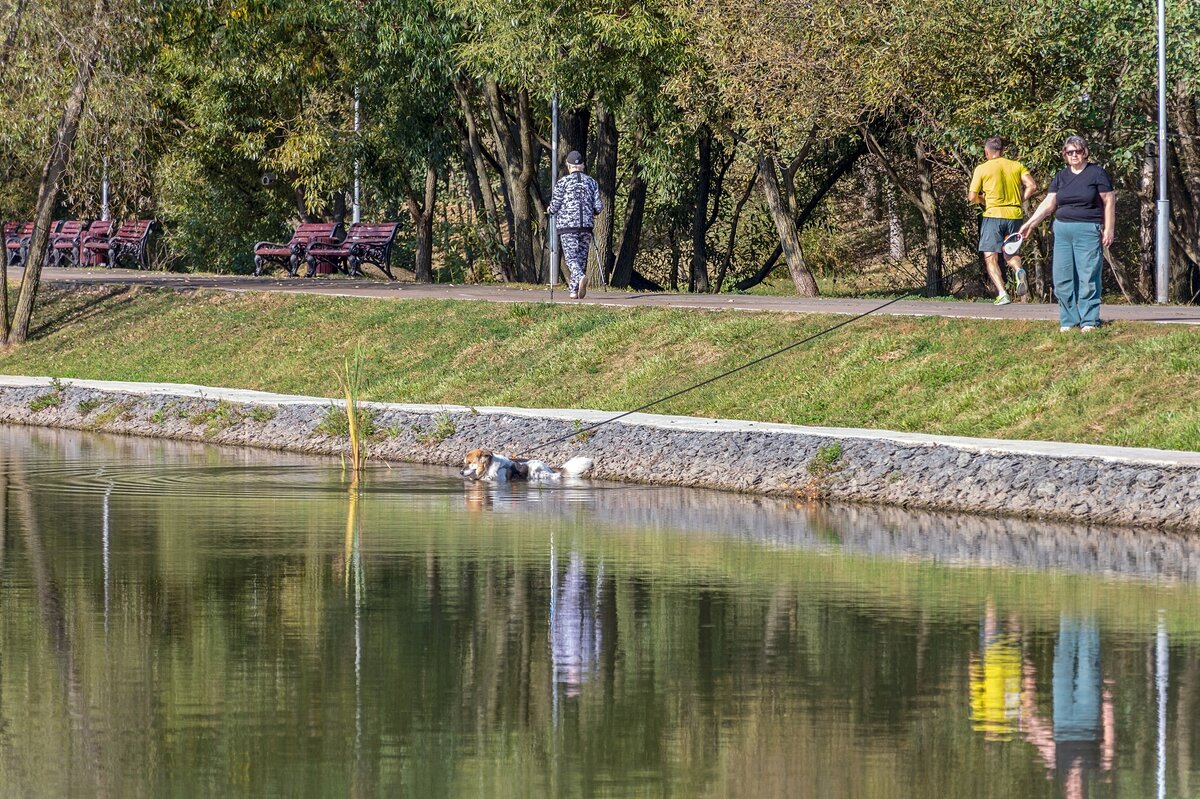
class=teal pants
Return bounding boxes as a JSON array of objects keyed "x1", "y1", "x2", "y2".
[{"x1": 1052, "y1": 220, "x2": 1103, "y2": 328}]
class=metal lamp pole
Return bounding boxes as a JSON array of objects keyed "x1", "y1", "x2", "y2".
[
  {"x1": 100, "y1": 155, "x2": 110, "y2": 221},
  {"x1": 353, "y1": 87, "x2": 362, "y2": 224},
  {"x1": 1155, "y1": 0, "x2": 1170, "y2": 303},
  {"x1": 549, "y1": 91, "x2": 560, "y2": 300}
]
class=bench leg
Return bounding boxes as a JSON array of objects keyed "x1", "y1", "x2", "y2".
[
  {"x1": 288, "y1": 253, "x2": 300, "y2": 277},
  {"x1": 348, "y1": 255, "x2": 363, "y2": 278},
  {"x1": 254, "y1": 255, "x2": 265, "y2": 276},
  {"x1": 304, "y1": 254, "x2": 317, "y2": 278}
]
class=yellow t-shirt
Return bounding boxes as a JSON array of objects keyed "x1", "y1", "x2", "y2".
[{"x1": 969, "y1": 157, "x2": 1029, "y2": 220}]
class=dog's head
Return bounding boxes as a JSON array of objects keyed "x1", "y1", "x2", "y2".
[{"x1": 461, "y1": 448, "x2": 493, "y2": 480}]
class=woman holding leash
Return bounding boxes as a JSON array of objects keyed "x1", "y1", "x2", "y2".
[{"x1": 1018, "y1": 135, "x2": 1116, "y2": 332}]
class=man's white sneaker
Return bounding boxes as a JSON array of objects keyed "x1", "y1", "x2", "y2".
[
  {"x1": 569, "y1": 291, "x2": 577, "y2": 299},
  {"x1": 1080, "y1": 325, "x2": 1097, "y2": 333},
  {"x1": 1014, "y1": 267, "x2": 1028, "y2": 297},
  {"x1": 1059, "y1": 326, "x2": 1073, "y2": 333},
  {"x1": 576, "y1": 280, "x2": 587, "y2": 299},
  {"x1": 994, "y1": 293, "x2": 1011, "y2": 306}
]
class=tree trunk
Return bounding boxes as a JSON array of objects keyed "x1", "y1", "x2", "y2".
[
  {"x1": 1168, "y1": 90, "x2": 1200, "y2": 302},
  {"x1": 482, "y1": 79, "x2": 539, "y2": 283},
  {"x1": 758, "y1": 151, "x2": 818, "y2": 296},
  {"x1": 861, "y1": 127, "x2": 943, "y2": 296},
  {"x1": 560, "y1": 105, "x2": 590, "y2": 161},
  {"x1": 914, "y1": 141, "x2": 943, "y2": 296},
  {"x1": 735, "y1": 142, "x2": 864, "y2": 292},
  {"x1": 590, "y1": 103, "x2": 618, "y2": 287},
  {"x1": 407, "y1": 163, "x2": 438, "y2": 283},
  {"x1": 690, "y1": 126, "x2": 712, "y2": 293},
  {"x1": 885, "y1": 183, "x2": 906, "y2": 262},
  {"x1": 1138, "y1": 149, "x2": 1156, "y2": 302},
  {"x1": 714, "y1": 166, "x2": 758, "y2": 293},
  {"x1": 8, "y1": 0, "x2": 107, "y2": 345},
  {"x1": 0, "y1": 0, "x2": 26, "y2": 80},
  {"x1": 453, "y1": 78, "x2": 509, "y2": 280},
  {"x1": 611, "y1": 167, "x2": 646, "y2": 289}
]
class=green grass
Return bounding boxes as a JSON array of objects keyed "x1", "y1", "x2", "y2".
[{"x1": 2, "y1": 285, "x2": 1199, "y2": 451}]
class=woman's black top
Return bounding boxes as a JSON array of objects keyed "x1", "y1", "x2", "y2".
[{"x1": 1049, "y1": 163, "x2": 1113, "y2": 224}]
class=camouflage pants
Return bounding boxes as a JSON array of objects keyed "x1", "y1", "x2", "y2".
[{"x1": 559, "y1": 230, "x2": 593, "y2": 293}]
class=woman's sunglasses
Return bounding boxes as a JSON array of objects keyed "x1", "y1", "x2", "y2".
[{"x1": 1063, "y1": 149, "x2": 1085, "y2": 156}]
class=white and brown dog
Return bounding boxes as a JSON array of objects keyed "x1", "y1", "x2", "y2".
[{"x1": 461, "y1": 448, "x2": 594, "y2": 483}]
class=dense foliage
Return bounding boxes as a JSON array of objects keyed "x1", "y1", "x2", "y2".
[{"x1": 2, "y1": 0, "x2": 1198, "y2": 300}]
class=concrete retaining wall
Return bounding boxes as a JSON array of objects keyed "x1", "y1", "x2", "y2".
[{"x1": 1, "y1": 376, "x2": 1197, "y2": 531}]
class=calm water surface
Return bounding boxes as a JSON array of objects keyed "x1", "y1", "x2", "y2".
[{"x1": 1, "y1": 424, "x2": 1199, "y2": 798}]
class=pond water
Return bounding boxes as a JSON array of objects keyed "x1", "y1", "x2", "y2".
[{"x1": 1, "y1": 424, "x2": 1199, "y2": 798}]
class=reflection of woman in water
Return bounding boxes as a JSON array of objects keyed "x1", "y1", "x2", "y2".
[
  {"x1": 551, "y1": 553, "x2": 602, "y2": 697},
  {"x1": 1020, "y1": 616, "x2": 1115, "y2": 799}
]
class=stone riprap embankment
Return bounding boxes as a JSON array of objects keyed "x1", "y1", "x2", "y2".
[{"x1": 1, "y1": 376, "x2": 1198, "y2": 532}]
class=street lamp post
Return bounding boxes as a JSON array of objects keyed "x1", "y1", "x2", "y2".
[
  {"x1": 1155, "y1": 0, "x2": 1170, "y2": 304},
  {"x1": 353, "y1": 87, "x2": 362, "y2": 224},
  {"x1": 549, "y1": 91, "x2": 560, "y2": 299}
]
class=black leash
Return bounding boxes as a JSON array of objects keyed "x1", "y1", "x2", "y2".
[{"x1": 523, "y1": 265, "x2": 976, "y2": 456}]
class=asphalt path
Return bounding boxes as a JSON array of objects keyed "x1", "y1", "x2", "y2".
[{"x1": 22, "y1": 266, "x2": 1200, "y2": 325}]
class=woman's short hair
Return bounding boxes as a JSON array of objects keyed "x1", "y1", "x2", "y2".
[{"x1": 1063, "y1": 135, "x2": 1088, "y2": 153}]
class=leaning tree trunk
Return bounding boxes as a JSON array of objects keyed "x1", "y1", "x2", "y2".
[
  {"x1": 758, "y1": 151, "x2": 818, "y2": 296},
  {"x1": 8, "y1": 0, "x2": 107, "y2": 345},
  {"x1": 407, "y1": 163, "x2": 438, "y2": 283},
  {"x1": 589, "y1": 103, "x2": 618, "y2": 288},
  {"x1": 610, "y1": 166, "x2": 646, "y2": 289}
]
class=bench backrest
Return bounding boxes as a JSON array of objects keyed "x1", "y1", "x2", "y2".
[
  {"x1": 112, "y1": 219, "x2": 155, "y2": 242},
  {"x1": 343, "y1": 222, "x2": 399, "y2": 244},
  {"x1": 5, "y1": 222, "x2": 36, "y2": 249},
  {"x1": 291, "y1": 222, "x2": 344, "y2": 245},
  {"x1": 51, "y1": 220, "x2": 87, "y2": 240},
  {"x1": 81, "y1": 220, "x2": 114, "y2": 243}
]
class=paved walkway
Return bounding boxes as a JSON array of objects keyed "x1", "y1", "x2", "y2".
[{"x1": 23, "y1": 266, "x2": 1200, "y2": 325}]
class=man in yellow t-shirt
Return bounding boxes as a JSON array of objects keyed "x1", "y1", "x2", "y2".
[{"x1": 968, "y1": 137, "x2": 1038, "y2": 305}]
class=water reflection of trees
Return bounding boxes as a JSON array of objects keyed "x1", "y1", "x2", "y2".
[{"x1": 3, "y1": 426, "x2": 1200, "y2": 796}]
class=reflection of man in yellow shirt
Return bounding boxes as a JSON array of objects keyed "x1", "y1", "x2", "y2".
[
  {"x1": 969, "y1": 601, "x2": 1023, "y2": 740},
  {"x1": 970, "y1": 635, "x2": 1022, "y2": 740},
  {"x1": 968, "y1": 137, "x2": 1038, "y2": 306}
]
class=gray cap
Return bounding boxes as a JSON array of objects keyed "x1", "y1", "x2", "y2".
[{"x1": 566, "y1": 150, "x2": 584, "y2": 166}]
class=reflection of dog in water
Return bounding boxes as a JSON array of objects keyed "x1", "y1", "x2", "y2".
[{"x1": 460, "y1": 448, "x2": 594, "y2": 483}]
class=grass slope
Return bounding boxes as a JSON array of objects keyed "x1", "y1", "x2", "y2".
[{"x1": 2, "y1": 285, "x2": 1198, "y2": 451}]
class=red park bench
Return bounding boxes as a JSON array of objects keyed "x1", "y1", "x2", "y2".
[
  {"x1": 304, "y1": 222, "x2": 401, "y2": 279},
  {"x1": 79, "y1": 220, "x2": 114, "y2": 267},
  {"x1": 77, "y1": 219, "x2": 156, "y2": 269},
  {"x1": 253, "y1": 222, "x2": 345, "y2": 277},
  {"x1": 6, "y1": 221, "x2": 64, "y2": 267},
  {"x1": 109, "y1": 219, "x2": 157, "y2": 269},
  {"x1": 49, "y1": 220, "x2": 89, "y2": 268}
]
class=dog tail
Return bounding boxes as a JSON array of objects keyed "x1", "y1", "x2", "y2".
[{"x1": 560, "y1": 456, "x2": 594, "y2": 477}]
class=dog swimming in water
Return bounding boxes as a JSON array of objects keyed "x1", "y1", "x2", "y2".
[{"x1": 460, "y1": 448, "x2": 594, "y2": 483}]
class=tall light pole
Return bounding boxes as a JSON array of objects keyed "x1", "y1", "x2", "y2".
[
  {"x1": 549, "y1": 91, "x2": 560, "y2": 299},
  {"x1": 1155, "y1": 0, "x2": 1170, "y2": 303},
  {"x1": 100, "y1": 155, "x2": 109, "y2": 221},
  {"x1": 352, "y1": 87, "x2": 362, "y2": 224}
]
